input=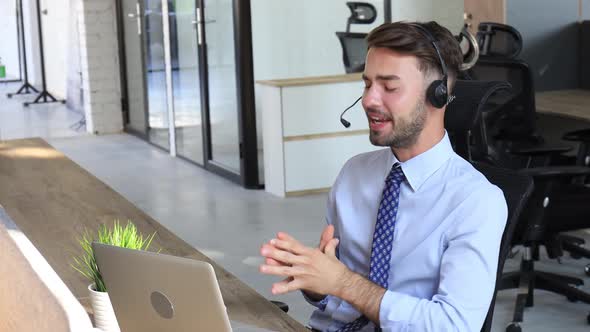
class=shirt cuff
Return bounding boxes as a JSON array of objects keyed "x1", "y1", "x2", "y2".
[
  {"x1": 379, "y1": 290, "x2": 421, "y2": 326},
  {"x1": 302, "y1": 291, "x2": 329, "y2": 311}
]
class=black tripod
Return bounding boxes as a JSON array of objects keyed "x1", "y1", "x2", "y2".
[
  {"x1": 22, "y1": 0, "x2": 65, "y2": 106},
  {"x1": 7, "y1": 0, "x2": 38, "y2": 96}
]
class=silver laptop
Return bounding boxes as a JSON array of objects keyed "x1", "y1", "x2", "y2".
[{"x1": 93, "y1": 243, "x2": 275, "y2": 332}]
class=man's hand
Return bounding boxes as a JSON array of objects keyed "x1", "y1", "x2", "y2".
[
  {"x1": 263, "y1": 225, "x2": 335, "y2": 267},
  {"x1": 261, "y1": 225, "x2": 335, "y2": 301},
  {"x1": 259, "y1": 227, "x2": 386, "y2": 324},
  {"x1": 259, "y1": 231, "x2": 352, "y2": 297}
]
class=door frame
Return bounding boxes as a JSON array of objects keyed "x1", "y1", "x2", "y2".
[
  {"x1": 116, "y1": 0, "x2": 261, "y2": 189},
  {"x1": 116, "y1": 0, "x2": 151, "y2": 142}
]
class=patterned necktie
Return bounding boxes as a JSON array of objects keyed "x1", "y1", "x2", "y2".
[{"x1": 337, "y1": 163, "x2": 405, "y2": 332}]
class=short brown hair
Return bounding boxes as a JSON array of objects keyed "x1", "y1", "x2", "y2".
[{"x1": 366, "y1": 21, "x2": 462, "y2": 91}]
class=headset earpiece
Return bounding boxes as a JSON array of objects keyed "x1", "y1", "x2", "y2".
[{"x1": 426, "y1": 77, "x2": 448, "y2": 109}]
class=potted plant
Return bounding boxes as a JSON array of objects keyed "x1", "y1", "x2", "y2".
[{"x1": 72, "y1": 220, "x2": 157, "y2": 332}]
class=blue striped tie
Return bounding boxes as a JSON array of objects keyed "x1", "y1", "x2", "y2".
[{"x1": 336, "y1": 163, "x2": 405, "y2": 332}]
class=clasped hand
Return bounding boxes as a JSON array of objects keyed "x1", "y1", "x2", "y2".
[{"x1": 259, "y1": 225, "x2": 352, "y2": 298}]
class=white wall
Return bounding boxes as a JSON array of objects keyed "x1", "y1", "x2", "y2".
[
  {"x1": 391, "y1": 0, "x2": 464, "y2": 35},
  {"x1": 251, "y1": 0, "x2": 463, "y2": 82},
  {"x1": 0, "y1": 0, "x2": 20, "y2": 79},
  {"x1": 40, "y1": 0, "x2": 70, "y2": 98},
  {"x1": 251, "y1": 0, "x2": 383, "y2": 81},
  {"x1": 66, "y1": 0, "x2": 83, "y2": 112}
]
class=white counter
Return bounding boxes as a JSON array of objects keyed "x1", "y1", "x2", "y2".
[{"x1": 257, "y1": 73, "x2": 381, "y2": 197}]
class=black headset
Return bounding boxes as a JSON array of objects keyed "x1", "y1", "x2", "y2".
[
  {"x1": 409, "y1": 23, "x2": 450, "y2": 109},
  {"x1": 340, "y1": 22, "x2": 453, "y2": 128}
]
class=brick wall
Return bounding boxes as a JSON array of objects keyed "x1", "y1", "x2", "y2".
[{"x1": 79, "y1": 0, "x2": 123, "y2": 134}]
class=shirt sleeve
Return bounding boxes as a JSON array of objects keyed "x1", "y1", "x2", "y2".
[
  {"x1": 379, "y1": 186, "x2": 508, "y2": 332},
  {"x1": 302, "y1": 291, "x2": 330, "y2": 310}
]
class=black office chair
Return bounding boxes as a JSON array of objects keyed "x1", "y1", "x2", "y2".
[
  {"x1": 474, "y1": 22, "x2": 590, "y2": 168},
  {"x1": 468, "y1": 57, "x2": 575, "y2": 169},
  {"x1": 469, "y1": 24, "x2": 590, "y2": 279},
  {"x1": 477, "y1": 22, "x2": 523, "y2": 59},
  {"x1": 445, "y1": 79, "x2": 511, "y2": 161},
  {"x1": 447, "y1": 79, "x2": 590, "y2": 331},
  {"x1": 445, "y1": 79, "x2": 535, "y2": 332},
  {"x1": 459, "y1": 80, "x2": 590, "y2": 332},
  {"x1": 335, "y1": 32, "x2": 369, "y2": 74},
  {"x1": 475, "y1": 162, "x2": 534, "y2": 332},
  {"x1": 335, "y1": 2, "x2": 377, "y2": 73},
  {"x1": 470, "y1": 23, "x2": 590, "y2": 170}
]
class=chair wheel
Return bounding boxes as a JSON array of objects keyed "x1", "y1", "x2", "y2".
[
  {"x1": 506, "y1": 322, "x2": 521, "y2": 332},
  {"x1": 567, "y1": 295, "x2": 578, "y2": 302},
  {"x1": 585, "y1": 264, "x2": 590, "y2": 276},
  {"x1": 587, "y1": 312, "x2": 590, "y2": 325}
]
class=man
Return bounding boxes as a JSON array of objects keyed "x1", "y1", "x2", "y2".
[{"x1": 259, "y1": 21, "x2": 507, "y2": 332}]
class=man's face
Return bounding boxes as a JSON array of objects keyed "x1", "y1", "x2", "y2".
[{"x1": 362, "y1": 47, "x2": 428, "y2": 148}]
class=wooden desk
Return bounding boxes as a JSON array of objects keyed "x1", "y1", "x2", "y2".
[
  {"x1": 536, "y1": 89, "x2": 590, "y2": 121},
  {"x1": 0, "y1": 138, "x2": 307, "y2": 331}
]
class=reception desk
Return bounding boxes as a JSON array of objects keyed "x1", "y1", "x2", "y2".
[{"x1": 257, "y1": 74, "x2": 380, "y2": 197}]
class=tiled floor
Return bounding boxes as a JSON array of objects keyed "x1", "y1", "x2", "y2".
[
  {"x1": 0, "y1": 82, "x2": 86, "y2": 140},
  {"x1": 3, "y1": 80, "x2": 590, "y2": 331}
]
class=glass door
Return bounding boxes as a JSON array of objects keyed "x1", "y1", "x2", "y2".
[
  {"x1": 0, "y1": 0, "x2": 21, "y2": 82},
  {"x1": 119, "y1": 0, "x2": 260, "y2": 188},
  {"x1": 121, "y1": 0, "x2": 170, "y2": 150},
  {"x1": 202, "y1": 0, "x2": 240, "y2": 173},
  {"x1": 121, "y1": 0, "x2": 148, "y2": 135},
  {"x1": 143, "y1": 0, "x2": 170, "y2": 150},
  {"x1": 169, "y1": 0, "x2": 204, "y2": 165}
]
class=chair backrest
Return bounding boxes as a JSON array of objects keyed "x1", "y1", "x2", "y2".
[
  {"x1": 335, "y1": 2, "x2": 376, "y2": 73},
  {"x1": 445, "y1": 79, "x2": 512, "y2": 161},
  {"x1": 477, "y1": 22, "x2": 523, "y2": 59},
  {"x1": 472, "y1": 162, "x2": 534, "y2": 332},
  {"x1": 344, "y1": 2, "x2": 377, "y2": 32},
  {"x1": 335, "y1": 32, "x2": 368, "y2": 73},
  {"x1": 468, "y1": 58, "x2": 537, "y2": 141}
]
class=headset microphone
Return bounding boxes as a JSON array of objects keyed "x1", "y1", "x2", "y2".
[{"x1": 340, "y1": 96, "x2": 362, "y2": 128}]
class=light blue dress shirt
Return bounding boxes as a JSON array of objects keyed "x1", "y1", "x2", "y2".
[{"x1": 305, "y1": 132, "x2": 508, "y2": 332}]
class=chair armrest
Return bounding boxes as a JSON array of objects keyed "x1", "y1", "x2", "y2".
[
  {"x1": 519, "y1": 166, "x2": 590, "y2": 179},
  {"x1": 270, "y1": 300, "x2": 289, "y2": 313},
  {"x1": 563, "y1": 128, "x2": 590, "y2": 143}
]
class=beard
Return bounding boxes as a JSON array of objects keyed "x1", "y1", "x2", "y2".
[{"x1": 369, "y1": 97, "x2": 427, "y2": 148}]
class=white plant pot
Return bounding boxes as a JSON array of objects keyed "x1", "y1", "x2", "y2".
[{"x1": 88, "y1": 284, "x2": 121, "y2": 332}]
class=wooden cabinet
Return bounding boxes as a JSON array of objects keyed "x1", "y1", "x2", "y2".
[{"x1": 463, "y1": 0, "x2": 506, "y2": 33}]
